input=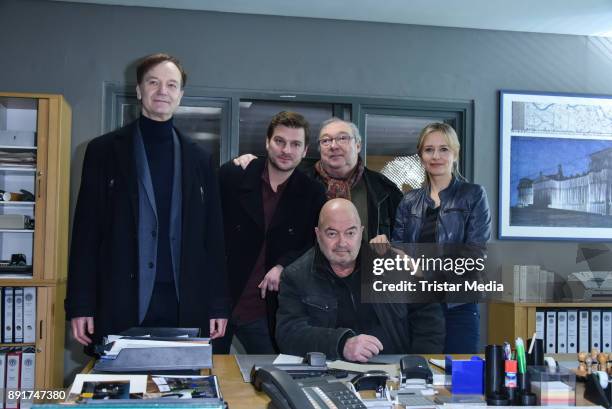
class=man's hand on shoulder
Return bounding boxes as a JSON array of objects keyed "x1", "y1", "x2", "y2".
[
  {"x1": 342, "y1": 334, "x2": 383, "y2": 362},
  {"x1": 369, "y1": 234, "x2": 391, "y2": 256},
  {"x1": 232, "y1": 154, "x2": 257, "y2": 170},
  {"x1": 71, "y1": 317, "x2": 94, "y2": 346},
  {"x1": 258, "y1": 265, "x2": 283, "y2": 299}
]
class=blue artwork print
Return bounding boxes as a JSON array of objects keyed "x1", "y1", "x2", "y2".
[{"x1": 509, "y1": 136, "x2": 612, "y2": 227}]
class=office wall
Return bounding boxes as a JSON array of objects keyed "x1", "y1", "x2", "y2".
[{"x1": 1, "y1": 0, "x2": 612, "y2": 379}]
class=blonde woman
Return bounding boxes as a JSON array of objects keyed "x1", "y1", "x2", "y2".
[{"x1": 392, "y1": 123, "x2": 491, "y2": 353}]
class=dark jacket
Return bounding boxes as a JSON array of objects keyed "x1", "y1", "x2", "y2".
[
  {"x1": 219, "y1": 157, "x2": 326, "y2": 306},
  {"x1": 392, "y1": 177, "x2": 491, "y2": 244},
  {"x1": 65, "y1": 121, "x2": 230, "y2": 343},
  {"x1": 276, "y1": 246, "x2": 445, "y2": 360},
  {"x1": 304, "y1": 165, "x2": 403, "y2": 241}
]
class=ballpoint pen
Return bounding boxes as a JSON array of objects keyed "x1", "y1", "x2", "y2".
[{"x1": 503, "y1": 342, "x2": 512, "y2": 360}]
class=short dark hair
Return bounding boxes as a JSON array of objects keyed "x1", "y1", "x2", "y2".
[
  {"x1": 136, "y1": 53, "x2": 187, "y2": 88},
  {"x1": 266, "y1": 111, "x2": 310, "y2": 145}
]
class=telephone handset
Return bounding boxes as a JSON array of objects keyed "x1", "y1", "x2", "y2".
[{"x1": 252, "y1": 366, "x2": 366, "y2": 409}]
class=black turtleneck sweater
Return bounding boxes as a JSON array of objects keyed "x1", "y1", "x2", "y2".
[
  {"x1": 139, "y1": 115, "x2": 174, "y2": 285},
  {"x1": 139, "y1": 115, "x2": 178, "y2": 326}
]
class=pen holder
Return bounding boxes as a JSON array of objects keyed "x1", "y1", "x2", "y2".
[
  {"x1": 526, "y1": 338, "x2": 544, "y2": 366},
  {"x1": 485, "y1": 344, "x2": 504, "y2": 397},
  {"x1": 585, "y1": 373, "x2": 612, "y2": 409}
]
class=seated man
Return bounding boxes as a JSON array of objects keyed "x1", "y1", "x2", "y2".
[{"x1": 276, "y1": 198, "x2": 444, "y2": 362}]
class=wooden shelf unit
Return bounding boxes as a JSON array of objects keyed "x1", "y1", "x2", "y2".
[
  {"x1": 0, "y1": 92, "x2": 71, "y2": 390},
  {"x1": 488, "y1": 301, "x2": 612, "y2": 345}
]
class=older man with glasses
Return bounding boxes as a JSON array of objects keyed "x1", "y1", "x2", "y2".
[{"x1": 235, "y1": 117, "x2": 402, "y2": 242}]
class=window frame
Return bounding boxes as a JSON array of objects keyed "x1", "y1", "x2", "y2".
[{"x1": 104, "y1": 82, "x2": 473, "y2": 176}]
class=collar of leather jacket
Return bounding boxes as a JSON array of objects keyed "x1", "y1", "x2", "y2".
[{"x1": 424, "y1": 175, "x2": 464, "y2": 207}]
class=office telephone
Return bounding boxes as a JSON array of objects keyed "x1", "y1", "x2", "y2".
[{"x1": 253, "y1": 366, "x2": 366, "y2": 409}]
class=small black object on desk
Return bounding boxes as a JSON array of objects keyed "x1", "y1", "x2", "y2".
[
  {"x1": 585, "y1": 372, "x2": 612, "y2": 409},
  {"x1": 351, "y1": 370, "x2": 388, "y2": 392},
  {"x1": 400, "y1": 355, "x2": 433, "y2": 384}
]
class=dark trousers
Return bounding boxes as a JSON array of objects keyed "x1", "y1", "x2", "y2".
[{"x1": 443, "y1": 303, "x2": 480, "y2": 353}]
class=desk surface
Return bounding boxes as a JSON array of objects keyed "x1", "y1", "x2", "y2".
[
  {"x1": 80, "y1": 354, "x2": 593, "y2": 408},
  {"x1": 213, "y1": 355, "x2": 268, "y2": 409},
  {"x1": 212, "y1": 354, "x2": 594, "y2": 409}
]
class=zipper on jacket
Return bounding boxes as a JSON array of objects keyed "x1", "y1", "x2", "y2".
[
  {"x1": 303, "y1": 299, "x2": 331, "y2": 311},
  {"x1": 200, "y1": 186, "x2": 204, "y2": 203},
  {"x1": 339, "y1": 279, "x2": 358, "y2": 315},
  {"x1": 444, "y1": 207, "x2": 468, "y2": 213}
]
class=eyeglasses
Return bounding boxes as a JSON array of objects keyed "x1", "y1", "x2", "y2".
[{"x1": 319, "y1": 134, "x2": 354, "y2": 147}]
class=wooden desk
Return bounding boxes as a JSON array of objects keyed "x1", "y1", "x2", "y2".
[
  {"x1": 213, "y1": 355, "x2": 269, "y2": 409},
  {"x1": 212, "y1": 354, "x2": 595, "y2": 408},
  {"x1": 80, "y1": 355, "x2": 593, "y2": 408}
]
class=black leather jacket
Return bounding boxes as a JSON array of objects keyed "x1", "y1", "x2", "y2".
[
  {"x1": 276, "y1": 246, "x2": 445, "y2": 360},
  {"x1": 392, "y1": 177, "x2": 491, "y2": 244}
]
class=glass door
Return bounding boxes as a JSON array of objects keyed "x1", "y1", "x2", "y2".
[
  {"x1": 106, "y1": 84, "x2": 231, "y2": 166},
  {"x1": 360, "y1": 107, "x2": 470, "y2": 192}
]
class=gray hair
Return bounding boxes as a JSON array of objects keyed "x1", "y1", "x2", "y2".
[{"x1": 319, "y1": 117, "x2": 362, "y2": 145}]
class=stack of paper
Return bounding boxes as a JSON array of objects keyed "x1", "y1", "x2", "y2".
[{"x1": 531, "y1": 381, "x2": 575, "y2": 406}]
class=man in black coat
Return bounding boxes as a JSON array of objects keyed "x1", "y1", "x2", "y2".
[
  {"x1": 217, "y1": 111, "x2": 326, "y2": 353},
  {"x1": 65, "y1": 53, "x2": 229, "y2": 349},
  {"x1": 276, "y1": 199, "x2": 445, "y2": 361}
]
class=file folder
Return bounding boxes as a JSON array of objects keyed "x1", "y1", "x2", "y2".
[
  {"x1": 3, "y1": 287, "x2": 13, "y2": 343},
  {"x1": 591, "y1": 310, "x2": 602, "y2": 351},
  {"x1": 23, "y1": 287, "x2": 35, "y2": 343},
  {"x1": 20, "y1": 348, "x2": 35, "y2": 409},
  {"x1": 567, "y1": 310, "x2": 578, "y2": 353},
  {"x1": 5, "y1": 351, "x2": 21, "y2": 409},
  {"x1": 579, "y1": 309, "x2": 590, "y2": 352},
  {"x1": 535, "y1": 310, "x2": 545, "y2": 340},
  {"x1": 603, "y1": 310, "x2": 612, "y2": 352},
  {"x1": 0, "y1": 351, "x2": 6, "y2": 409},
  {"x1": 557, "y1": 310, "x2": 568, "y2": 353},
  {"x1": 14, "y1": 287, "x2": 23, "y2": 343},
  {"x1": 546, "y1": 310, "x2": 557, "y2": 353}
]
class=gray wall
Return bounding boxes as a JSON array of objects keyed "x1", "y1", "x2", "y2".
[{"x1": 2, "y1": 0, "x2": 612, "y2": 381}]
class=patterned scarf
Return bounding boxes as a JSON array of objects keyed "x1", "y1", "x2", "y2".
[{"x1": 314, "y1": 156, "x2": 365, "y2": 201}]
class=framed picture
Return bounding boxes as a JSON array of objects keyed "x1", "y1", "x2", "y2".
[{"x1": 499, "y1": 90, "x2": 612, "y2": 240}]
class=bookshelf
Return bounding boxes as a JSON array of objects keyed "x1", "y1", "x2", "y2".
[{"x1": 0, "y1": 92, "x2": 71, "y2": 391}]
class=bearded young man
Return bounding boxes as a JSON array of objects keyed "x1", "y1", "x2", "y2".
[{"x1": 216, "y1": 111, "x2": 326, "y2": 353}]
